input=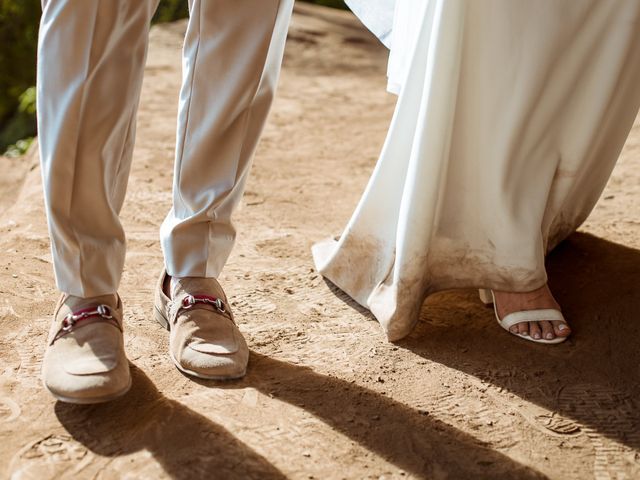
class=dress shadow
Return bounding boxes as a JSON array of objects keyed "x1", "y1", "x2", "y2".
[{"x1": 399, "y1": 232, "x2": 640, "y2": 454}]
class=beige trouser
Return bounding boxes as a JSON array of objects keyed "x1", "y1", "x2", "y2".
[{"x1": 37, "y1": 0, "x2": 293, "y2": 297}]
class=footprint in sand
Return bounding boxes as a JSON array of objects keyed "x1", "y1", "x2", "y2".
[
  {"x1": 428, "y1": 391, "x2": 520, "y2": 450},
  {"x1": 558, "y1": 384, "x2": 640, "y2": 480},
  {"x1": 0, "y1": 396, "x2": 21, "y2": 423},
  {"x1": 9, "y1": 434, "x2": 90, "y2": 480}
]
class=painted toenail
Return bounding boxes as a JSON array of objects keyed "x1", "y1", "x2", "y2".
[
  {"x1": 558, "y1": 324, "x2": 567, "y2": 331},
  {"x1": 546, "y1": 333, "x2": 554, "y2": 339},
  {"x1": 533, "y1": 333, "x2": 541, "y2": 339}
]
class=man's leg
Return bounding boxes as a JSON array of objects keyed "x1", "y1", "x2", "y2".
[
  {"x1": 161, "y1": 0, "x2": 293, "y2": 276},
  {"x1": 38, "y1": 0, "x2": 159, "y2": 403},
  {"x1": 155, "y1": 0, "x2": 294, "y2": 379},
  {"x1": 39, "y1": 0, "x2": 159, "y2": 297}
]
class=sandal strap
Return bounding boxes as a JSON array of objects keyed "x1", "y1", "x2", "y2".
[{"x1": 500, "y1": 309, "x2": 565, "y2": 330}]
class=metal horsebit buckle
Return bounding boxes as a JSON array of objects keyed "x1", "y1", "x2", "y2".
[
  {"x1": 62, "y1": 304, "x2": 113, "y2": 331},
  {"x1": 181, "y1": 294, "x2": 226, "y2": 313}
]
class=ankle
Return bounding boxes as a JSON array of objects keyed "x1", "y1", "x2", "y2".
[
  {"x1": 63, "y1": 292, "x2": 119, "y2": 311},
  {"x1": 163, "y1": 274, "x2": 174, "y2": 298},
  {"x1": 493, "y1": 285, "x2": 560, "y2": 316}
]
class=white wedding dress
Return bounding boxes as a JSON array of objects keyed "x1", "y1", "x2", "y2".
[{"x1": 313, "y1": 0, "x2": 640, "y2": 341}]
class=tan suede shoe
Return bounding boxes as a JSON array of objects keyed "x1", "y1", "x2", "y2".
[
  {"x1": 42, "y1": 293, "x2": 131, "y2": 404},
  {"x1": 153, "y1": 270, "x2": 248, "y2": 380}
]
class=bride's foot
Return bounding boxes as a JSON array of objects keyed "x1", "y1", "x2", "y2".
[{"x1": 492, "y1": 285, "x2": 571, "y2": 341}]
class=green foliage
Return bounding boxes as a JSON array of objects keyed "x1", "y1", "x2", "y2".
[
  {"x1": 304, "y1": 0, "x2": 347, "y2": 9},
  {"x1": 0, "y1": 86, "x2": 37, "y2": 153},
  {"x1": 149, "y1": 0, "x2": 348, "y2": 24},
  {"x1": 4, "y1": 137, "x2": 34, "y2": 158},
  {"x1": 0, "y1": 0, "x2": 194, "y2": 154},
  {"x1": 152, "y1": 0, "x2": 190, "y2": 25},
  {"x1": 17, "y1": 86, "x2": 36, "y2": 115},
  {"x1": 0, "y1": 0, "x2": 347, "y2": 155},
  {"x1": 0, "y1": 0, "x2": 40, "y2": 127}
]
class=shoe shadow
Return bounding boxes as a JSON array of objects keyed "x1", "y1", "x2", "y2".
[
  {"x1": 54, "y1": 365, "x2": 286, "y2": 480},
  {"x1": 402, "y1": 232, "x2": 640, "y2": 453},
  {"x1": 194, "y1": 353, "x2": 546, "y2": 479}
]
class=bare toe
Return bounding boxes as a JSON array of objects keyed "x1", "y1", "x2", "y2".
[
  {"x1": 517, "y1": 322, "x2": 529, "y2": 336},
  {"x1": 552, "y1": 320, "x2": 571, "y2": 337},
  {"x1": 529, "y1": 321, "x2": 542, "y2": 340},
  {"x1": 540, "y1": 320, "x2": 555, "y2": 340}
]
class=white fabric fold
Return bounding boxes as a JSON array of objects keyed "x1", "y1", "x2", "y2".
[
  {"x1": 345, "y1": 0, "x2": 395, "y2": 47},
  {"x1": 315, "y1": 0, "x2": 640, "y2": 340}
]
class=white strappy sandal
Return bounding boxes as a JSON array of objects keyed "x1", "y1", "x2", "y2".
[{"x1": 479, "y1": 289, "x2": 568, "y2": 344}]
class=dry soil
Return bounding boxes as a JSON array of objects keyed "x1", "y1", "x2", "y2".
[{"x1": 1, "y1": 5, "x2": 639, "y2": 479}]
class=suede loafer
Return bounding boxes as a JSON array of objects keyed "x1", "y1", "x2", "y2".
[
  {"x1": 42, "y1": 293, "x2": 131, "y2": 404},
  {"x1": 153, "y1": 270, "x2": 248, "y2": 380}
]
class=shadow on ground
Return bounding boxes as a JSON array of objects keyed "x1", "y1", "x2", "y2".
[
  {"x1": 403, "y1": 232, "x2": 640, "y2": 453},
  {"x1": 56, "y1": 361, "x2": 545, "y2": 479},
  {"x1": 53, "y1": 232, "x2": 637, "y2": 479},
  {"x1": 55, "y1": 367, "x2": 287, "y2": 480},
  {"x1": 237, "y1": 354, "x2": 546, "y2": 478}
]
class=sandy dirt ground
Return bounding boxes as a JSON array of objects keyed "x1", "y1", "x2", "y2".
[{"x1": 1, "y1": 4, "x2": 639, "y2": 479}]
